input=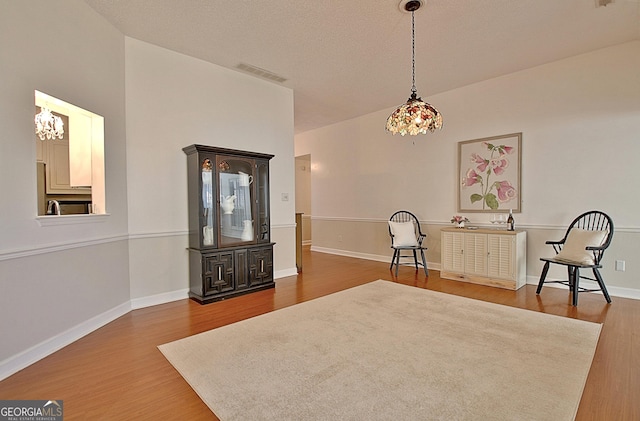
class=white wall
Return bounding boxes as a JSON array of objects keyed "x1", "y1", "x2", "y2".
[
  {"x1": 0, "y1": 0, "x2": 130, "y2": 373},
  {"x1": 125, "y1": 38, "x2": 297, "y2": 299},
  {"x1": 296, "y1": 41, "x2": 640, "y2": 294}
]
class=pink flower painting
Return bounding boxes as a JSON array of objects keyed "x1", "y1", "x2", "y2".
[{"x1": 461, "y1": 141, "x2": 518, "y2": 210}]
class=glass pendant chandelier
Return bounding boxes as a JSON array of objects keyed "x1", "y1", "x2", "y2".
[
  {"x1": 386, "y1": 0, "x2": 443, "y2": 136},
  {"x1": 35, "y1": 107, "x2": 64, "y2": 140}
]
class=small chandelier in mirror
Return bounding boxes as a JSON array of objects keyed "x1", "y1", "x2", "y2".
[
  {"x1": 386, "y1": 0, "x2": 443, "y2": 136},
  {"x1": 35, "y1": 107, "x2": 64, "y2": 140}
]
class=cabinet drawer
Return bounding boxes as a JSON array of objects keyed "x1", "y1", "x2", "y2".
[
  {"x1": 248, "y1": 246, "x2": 273, "y2": 286},
  {"x1": 202, "y1": 251, "x2": 235, "y2": 295}
]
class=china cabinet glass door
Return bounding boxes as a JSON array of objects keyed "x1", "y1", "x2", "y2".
[
  {"x1": 257, "y1": 160, "x2": 270, "y2": 242},
  {"x1": 217, "y1": 156, "x2": 254, "y2": 246},
  {"x1": 201, "y1": 158, "x2": 214, "y2": 246}
]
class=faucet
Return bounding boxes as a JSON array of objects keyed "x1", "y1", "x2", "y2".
[{"x1": 47, "y1": 200, "x2": 61, "y2": 215}]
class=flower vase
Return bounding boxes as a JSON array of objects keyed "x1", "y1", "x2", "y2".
[{"x1": 456, "y1": 221, "x2": 465, "y2": 229}]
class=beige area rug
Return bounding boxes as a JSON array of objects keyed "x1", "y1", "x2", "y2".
[{"x1": 158, "y1": 280, "x2": 601, "y2": 421}]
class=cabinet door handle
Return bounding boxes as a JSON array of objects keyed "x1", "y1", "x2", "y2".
[
  {"x1": 218, "y1": 266, "x2": 222, "y2": 280},
  {"x1": 260, "y1": 259, "x2": 264, "y2": 273}
]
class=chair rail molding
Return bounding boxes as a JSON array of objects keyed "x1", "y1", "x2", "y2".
[{"x1": 0, "y1": 233, "x2": 128, "y2": 261}]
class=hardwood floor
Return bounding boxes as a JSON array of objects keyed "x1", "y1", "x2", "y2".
[{"x1": 1, "y1": 248, "x2": 638, "y2": 420}]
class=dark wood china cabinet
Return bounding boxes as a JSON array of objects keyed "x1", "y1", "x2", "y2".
[{"x1": 183, "y1": 144, "x2": 274, "y2": 304}]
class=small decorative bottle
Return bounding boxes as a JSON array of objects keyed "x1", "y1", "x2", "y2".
[{"x1": 507, "y1": 209, "x2": 515, "y2": 231}]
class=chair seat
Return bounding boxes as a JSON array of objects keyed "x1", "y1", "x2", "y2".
[
  {"x1": 393, "y1": 245, "x2": 425, "y2": 250},
  {"x1": 540, "y1": 256, "x2": 602, "y2": 269}
]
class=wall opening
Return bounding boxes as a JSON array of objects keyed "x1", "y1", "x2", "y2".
[{"x1": 35, "y1": 90, "x2": 105, "y2": 216}]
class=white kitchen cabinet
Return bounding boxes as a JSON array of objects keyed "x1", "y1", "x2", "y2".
[
  {"x1": 45, "y1": 138, "x2": 91, "y2": 194},
  {"x1": 68, "y1": 112, "x2": 93, "y2": 187},
  {"x1": 36, "y1": 137, "x2": 45, "y2": 162},
  {"x1": 441, "y1": 228, "x2": 527, "y2": 290}
]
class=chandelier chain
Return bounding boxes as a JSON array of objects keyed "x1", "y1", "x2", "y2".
[{"x1": 411, "y1": 11, "x2": 416, "y2": 95}]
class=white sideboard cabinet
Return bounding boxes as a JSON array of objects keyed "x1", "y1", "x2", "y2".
[{"x1": 440, "y1": 227, "x2": 527, "y2": 290}]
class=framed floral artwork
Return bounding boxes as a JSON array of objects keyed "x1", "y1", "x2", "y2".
[{"x1": 458, "y1": 133, "x2": 522, "y2": 213}]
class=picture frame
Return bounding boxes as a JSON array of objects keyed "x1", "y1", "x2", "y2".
[{"x1": 457, "y1": 133, "x2": 522, "y2": 213}]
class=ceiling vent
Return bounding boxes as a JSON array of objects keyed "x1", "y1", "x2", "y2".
[{"x1": 235, "y1": 63, "x2": 287, "y2": 83}]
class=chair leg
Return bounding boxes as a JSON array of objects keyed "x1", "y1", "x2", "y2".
[
  {"x1": 536, "y1": 262, "x2": 550, "y2": 294},
  {"x1": 412, "y1": 249, "x2": 419, "y2": 270},
  {"x1": 572, "y1": 267, "x2": 579, "y2": 306},
  {"x1": 395, "y1": 252, "x2": 400, "y2": 277},
  {"x1": 390, "y1": 250, "x2": 398, "y2": 271},
  {"x1": 593, "y1": 268, "x2": 612, "y2": 303},
  {"x1": 420, "y1": 250, "x2": 428, "y2": 277}
]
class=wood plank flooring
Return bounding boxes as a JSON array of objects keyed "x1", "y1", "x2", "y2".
[{"x1": 1, "y1": 248, "x2": 638, "y2": 420}]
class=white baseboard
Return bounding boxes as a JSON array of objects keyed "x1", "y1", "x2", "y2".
[
  {"x1": 130, "y1": 288, "x2": 190, "y2": 310},
  {"x1": 311, "y1": 246, "x2": 389, "y2": 263},
  {"x1": 275, "y1": 267, "x2": 299, "y2": 279},
  {"x1": 310, "y1": 246, "x2": 441, "y2": 271},
  {"x1": 0, "y1": 301, "x2": 131, "y2": 381}
]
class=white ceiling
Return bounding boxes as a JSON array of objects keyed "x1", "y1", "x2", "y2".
[{"x1": 83, "y1": 0, "x2": 640, "y2": 134}]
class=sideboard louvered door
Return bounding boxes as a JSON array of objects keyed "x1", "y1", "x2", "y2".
[
  {"x1": 441, "y1": 231, "x2": 465, "y2": 274},
  {"x1": 487, "y1": 234, "x2": 515, "y2": 280},
  {"x1": 464, "y1": 233, "x2": 488, "y2": 276}
]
